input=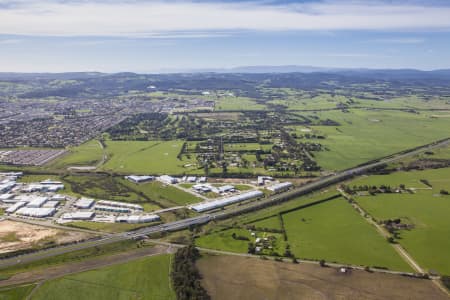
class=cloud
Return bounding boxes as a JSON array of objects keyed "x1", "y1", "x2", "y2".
[
  {"x1": 0, "y1": 1, "x2": 450, "y2": 37},
  {"x1": 369, "y1": 38, "x2": 425, "y2": 44},
  {"x1": 0, "y1": 38, "x2": 22, "y2": 44}
]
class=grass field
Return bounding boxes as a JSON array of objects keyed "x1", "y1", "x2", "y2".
[
  {"x1": 121, "y1": 180, "x2": 202, "y2": 207},
  {"x1": 350, "y1": 168, "x2": 450, "y2": 275},
  {"x1": 30, "y1": 254, "x2": 175, "y2": 300},
  {"x1": 65, "y1": 221, "x2": 159, "y2": 233},
  {"x1": 306, "y1": 109, "x2": 450, "y2": 170},
  {"x1": 0, "y1": 284, "x2": 35, "y2": 300},
  {"x1": 50, "y1": 139, "x2": 103, "y2": 169},
  {"x1": 281, "y1": 197, "x2": 411, "y2": 271},
  {"x1": 101, "y1": 140, "x2": 197, "y2": 174},
  {"x1": 215, "y1": 96, "x2": 266, "y2": 111}
]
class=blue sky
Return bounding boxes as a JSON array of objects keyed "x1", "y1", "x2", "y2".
[{"x1": 0, "y1": 0, "x2": 450, "y2": 72}]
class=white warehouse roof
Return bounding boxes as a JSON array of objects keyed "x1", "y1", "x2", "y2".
[
  {"x1": 266, "y1": 182, "x2": 293, "y2": 192},
  {"x1": 74, "y1": 198, "x2": 95, "y2": 208},
  {"x1": 190, "y1": 190, "x2": 264, "y2": 212},
  {"x1": 16, "y1": 207, "x2": 56, "y2": 217}
]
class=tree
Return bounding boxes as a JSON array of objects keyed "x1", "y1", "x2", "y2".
[
  {"x1": 248, "y1": 242, "x2": 256, "y2": 254},
  {"x1": 440, "y1": 189, "x2": 449, "y2": 195},
  {"x1": 319, "y1": 259, "x2": 326, "y2": 267}
]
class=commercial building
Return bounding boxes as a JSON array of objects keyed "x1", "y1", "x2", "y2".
[
  {"x1": 158, "y1": 175, "x2": 178, "y2": 185},
  {"x1": 15, "y1": 207, "x2": 56, "y2": 218},
  {"x1": 97, "y1": 200, "x2": 143, "y2": 211},
  {"x1": 62, "y1": 211, "x2": 95, "y2": 220},
  {"x1": 26, "y1": 196, "x2": 48, "y2": 208},
  {"x1": 115, "y1": 214, "x2": 160, "y2": 224},
  {"x1": 74, "y1": 198, "x2": 95, "y2": 209},
  {"x1": 125, "y1": 175, "x2": 155, "y2": 183},
  {"x1": 5, "y1": 201, "x2": 26, "y2": 213},
  {"x1": 190, "y1": 190, "x2": 264, "y2": 212},
  {"x1": 266, "y1": 182, "x2": 293, "y2": 193}
]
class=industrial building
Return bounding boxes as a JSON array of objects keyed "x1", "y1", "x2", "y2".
[
  {"x1": 190, "y1": 190, "x2": 264, "y2": 212},
  {"x1": 97, "y1": 200, "x2": 143, "y2": 211},
  {"x1": 257, "y1": 176, "x2": 274, "y2": 186},
  {"x1": 0, "y1": 182, "x2": 16, "y2": 193},
  {"x1": 26, "y1": 196, "x2": 48, "y2": 208},
  {"x1": 94, "y1": 205, "x2": 131, "y2": 213},
  {"x1": 158, "y1": 175, "x2": 178, "y2": 185},
  {"x1": 115, "y1": 214, "x2": 160, "y2": 224},
  {"x1": 266, "y1": 182, "x2": 293, "y2": 193},
  {"x1": 74, "y1": 198, "x2": 95, "y2": 209},
  {"x1": 0, "y1": 193, "x2": 14, "y2": 201},
  {"x1": 125, "y1": 175, "x2": 155, "y2": 183},
  {"x1": 213, "y1": 185, "x2": 235, "y2": 194},
  {"x1": 43, "y1": 201, "x2": 59, "y2": 208},
  {"x1": 62, "y1": 211, "x2": 95, "y2": 220},
  {"x1": 192, "y1": 184, "x2": 212, "y2": 193},
  {"x1": 5, "y1": 201, "x2": 26, "y2": 213},
  {"x1": 15, "y1": 207, "x2": 56, "y2": 217}
]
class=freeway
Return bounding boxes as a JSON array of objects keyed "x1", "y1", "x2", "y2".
[{"x1": 1, "y1": 137, "x2": 449, "y2": 269}]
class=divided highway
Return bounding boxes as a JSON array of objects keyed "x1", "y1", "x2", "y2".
[{"x1": 1, "y1": 137, "x2": 449, "y2": 269}]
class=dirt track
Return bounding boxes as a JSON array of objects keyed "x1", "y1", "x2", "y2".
[
  {"x1": 0, "y1": 244, "x2": 172, "y2": 287},
  {"x1": 198, "y1": 255, "x2": 449, "y2": 300}
]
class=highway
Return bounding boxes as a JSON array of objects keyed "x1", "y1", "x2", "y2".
[{"x1": 1, "y1": 137, "x2": 449, "y2": 269}]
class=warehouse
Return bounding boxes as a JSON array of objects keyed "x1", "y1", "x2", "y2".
[
  {"x1": 213, "y1": 185, "x2": 235, "y2": 194},
  {"x1": 15, "y1": 207, "x2": 56, "y2": 218},
  {"x1": 26, "y1": 196, "x2": 48, "y2": 208},
  {"x1": 97, "y1": 200, "x2": 143, "y2": 211},
  {"x1": 0, "y1": 193, "x2": 14, "y2": 201},
  {"x1": 158, "y1": 175, "x2": 178, "y2": 185},
  {"x1": 62, "y1": 211, "x2": 95, "y2": 220},
  {"x1": 115, "y1": 214, "x2": 160, "y2": 223},
  {"x1": 94, "y1": 205, "x2": 131, "y2": 213},
  {"x1": 266, "y1": 182, "x2": 293, "y2": 193},
  {"x1": 0, "y1": 182, "x2": 16, "y2": 193},
  {"x1": 5, "y1": 201, "x2": 26, "y2": 213},
  {"x1": 40, "y1": 179, "x2": 63, "y2": 185},
  {"x1": 190, "y1": 190, "x2": 264, "y2": 212},
  {"x1": 74, "y1": 198, "x2": 95, "y2": 209},
  {"x1": 51, "y1": 194, "x2": 66, "y2": 201},
  {"x1": 43, "y1": 201, "x2": 59, "y2": 208},
  {"x1": 125, "y1": 175, "x2": 154, "y2": 183}
]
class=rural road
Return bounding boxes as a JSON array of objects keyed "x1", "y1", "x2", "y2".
[{"x1": 1, "y1": 137, "x2": 449, "y2": 270}]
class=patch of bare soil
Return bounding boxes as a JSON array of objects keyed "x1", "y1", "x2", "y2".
[
  {"x1": 197, "y1": 255, "x2": 448, "y2": 300},
  {"x1": 0, "y1": 220, "x2": 91, "y2": 254}
]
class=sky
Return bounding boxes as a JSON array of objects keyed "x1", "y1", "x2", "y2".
[{"x1": 0, "y1": 0, "x2": 450, "y2": 72}]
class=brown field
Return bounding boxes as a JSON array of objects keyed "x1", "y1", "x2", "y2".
[
  {"x1": 0, "y1": 220, "x2": 91, "y2": 254},
  {"x1": 197, "y1": 255, "x2": 448, "y2": 300}
]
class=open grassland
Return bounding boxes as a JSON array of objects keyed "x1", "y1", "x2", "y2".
[
  {"x1": 101, "y1": 140, "x2": 196, "y2": 174},
  {"x1": 197, "y1": 255, "x2": 448, "y2": 300},
  {"x1": 282, "y1": 197, "x2": 411, "y2": 271},
  {"x1": 30, "y1": 254, "x2": 175, "y2": 300},
  {"x1": 120, "y1": 180, "x2": 202, "y2": 207},
  {"x1": 215, "y1": 96, "x2": 266, "y2": 111},
  {"x1": 65, "y1": 221, "x2": 159, "y2": 233},
  {"x1": 306, "y1": 109, "x2": 450, "y2": 170},
  {"x1": 50, "y1": 139, "x2": 103, "y2": 169},
  {"x1": 0, "y1": 284, "x2": 35, "y2": 300},
  {"x1": 351, "y1": 168, "x2": 450, "y2": 275}
]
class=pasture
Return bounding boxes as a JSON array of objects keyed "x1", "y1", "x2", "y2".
[
  {"x1": 101, "y1": 140, "x2": 196, "y2": 174},
  {"x1": 30, "y1": 254, "x2": 175, "y2": 300},
  {"x1": 50, "y1": 139, "x2": 103, "y2": 169},
  {"x1": 281, "y1": 197, "x2": 411, "y2": 271},
  {"x1": 351, "y1": 168, "x2": 450, "y2": 275}
]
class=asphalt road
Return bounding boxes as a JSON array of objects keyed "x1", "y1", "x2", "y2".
[{"x1": 1, "y1": 137, "x2": 449, "y2": 270}]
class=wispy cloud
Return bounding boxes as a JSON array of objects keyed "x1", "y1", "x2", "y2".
[
  {"x1": 0, "y1": 1, "x2": 450, "y2": 37},
  {"x1": 0, "y1": 38, "x2": 22, "y2": 44},
  {"x1": 369, "y1": 38, "x2": 425, "y2": 44}
]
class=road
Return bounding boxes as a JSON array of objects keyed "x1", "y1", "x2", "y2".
[{"x1": 1, "y1": 137, "x2": 449, "y2": 270}]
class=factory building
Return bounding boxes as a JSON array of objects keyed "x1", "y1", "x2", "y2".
[
  {"x1": 266, "y1": 182, "x2": 293, "y2": 193},
  {"x1": 190, "y1": 190, "x2": 264, "y2": 212},
  {"x1": 97, "y1": 200, "x2": 143, "y2": 211},
  {"x1": 0, "y1": 182, "x2": 16, "y2": 193},
  {"x1": 94, "y1": 205, "x2": 131, "y2": 214},
  {"x1": 115, "y1": 214, "x2": 160, "y2": 224},
  {"x1": 26, "y1": 196, "x2": 48, "y2": 208},
  {"x1": 0, "y1": 193, "x2": 14, "y2": 201},
  {"x1": 74, "y1": 198, "x2": 95, "y2": 209},
  {"x1": 158, "y1": 175, "x2": 178, "y2": 185},
  {"x1": 5, "y1": 201, "x2": 26, "y2": 213},
  {"x1": 62, "y1": 211, "x2": 95, "y2": 220},
  {"x1": 15, "y1": 207, "x2": 56, "y2": 218},
  {"x1": 125, "y1": 175, "x2": 155, "y2": 183}
]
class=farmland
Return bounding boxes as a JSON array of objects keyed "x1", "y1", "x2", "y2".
[
  {"x1": 30, "y1": 254, "x2": 175, "y2": 300},
  {"x1": 197, "y1": 255, "x2": 448, "y2": 300},
  {"x1": 49, "y1": 139, "x2": 104, "y2": 169},
  {"x1": 349, "y1": 167, "x2": 450, "y2": 275}
]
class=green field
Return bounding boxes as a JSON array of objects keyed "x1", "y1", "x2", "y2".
[
  {"x1": 30, "y1": 254, "x2": 175, "y2": 300},
  {"x1": 121, "y1": 180, "x2": 202, "y2": 207},
  {"x1": 350, "y1": 168, "x2": 450, "y2": 275},
  {"x1": 0, "y1": 284, "x2": 35, "y2": 300},
  {"x1": 101, "y1": 140, "x2": 197, "y2": 174},
  {"x1": 50, "y1": 139, "x2": 104, "y2": 169},
  {"x1": 282, "y1": 197, "x2": 411, "y2": 271},
  {"x1": 305, "y1": 109, "x2": 450, "y2": 170},
  {"x1": 215, "y1": 96, "x2": 266, "y2": 111}
]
